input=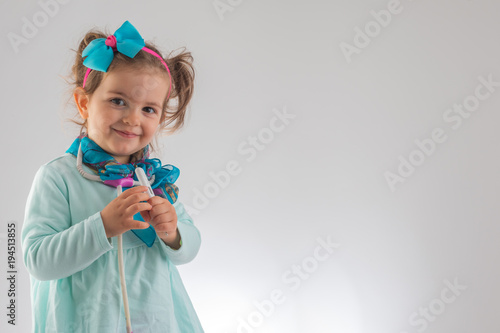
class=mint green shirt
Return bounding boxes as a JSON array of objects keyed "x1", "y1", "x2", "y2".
[{"x1": 21, "y1": 153, "x2": 204, "y2": 332}]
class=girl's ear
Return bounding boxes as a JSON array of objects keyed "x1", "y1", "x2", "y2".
[{"x1": 73, "y1": 87, "x2": 90, "y2": 119}]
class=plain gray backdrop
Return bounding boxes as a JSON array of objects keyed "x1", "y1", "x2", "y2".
[{"x1": 1, "y1": 0, "x2": 500, "y2": 332}]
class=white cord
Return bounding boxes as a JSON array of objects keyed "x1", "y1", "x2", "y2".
[
  {"x1": 117, "y1": 185, "x2": 133, "y2": 333},
  {"x1": 76, "y1": 143, "x2": 100, "y2": 181}
]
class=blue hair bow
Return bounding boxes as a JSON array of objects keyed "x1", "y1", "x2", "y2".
[{"x1": 82, "y1": 20, "x2": 145, "y2": 72}]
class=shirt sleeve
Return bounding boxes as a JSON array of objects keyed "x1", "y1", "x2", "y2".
[
  {"x1": 21, "y1": 164, "x2": 113, "y2": 281},
  {"x1": 159, "y1": 200, "x2": 201, "y2": 265}
]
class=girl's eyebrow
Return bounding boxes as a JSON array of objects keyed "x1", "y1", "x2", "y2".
[{"x1": 107, "y1": 90, "x2": 161, "y2": 108}]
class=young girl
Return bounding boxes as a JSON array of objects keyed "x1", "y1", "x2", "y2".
[{"x1": 21, "y1": 21, "x2": 204, "y2": 332}]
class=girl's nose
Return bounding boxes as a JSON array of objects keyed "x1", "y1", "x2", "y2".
[{"x1": 122, "y1": 109, "x2": 141, "y2": 126}]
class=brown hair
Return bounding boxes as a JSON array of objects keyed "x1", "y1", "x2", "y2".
[{"x1": 67, "y1": 26, "x2": 195, "y2": 152}]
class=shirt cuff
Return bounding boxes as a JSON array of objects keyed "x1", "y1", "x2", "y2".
[
  {"x1": 159, "y1": 220, "x2": 200, "y2": 265},
  {"x1": 93, "y1": 212, "x2": 114, "y2": 250}
]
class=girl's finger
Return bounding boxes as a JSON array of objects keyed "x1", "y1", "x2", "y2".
[
  {"x1": 122, "y1": 186, "x2": 151, "y2": 203},
  {"x1": 122, "y1": 186, "x2": 149, "y2": 196},
  {"x1": 148, "y1": 196, "x2": 170, "y2": 206},
  {"x1": 149, "y1": 204, "x2": 169, "y2": 221},
  {"x1": 123, "y1": 192, "x2": 151, "y2": 207},
  {"x1": 139, "y1": 210, "x2": 151, "y2": 222},
  {"x1": 130, "y1": 220, "x2": 150, "y2": 230},
  {"x1": 153, "y1": 222, "x2": 169, "y2": 232},
  {"x1": 125, "y1": 202, "x2": 152, "y2": 217}
]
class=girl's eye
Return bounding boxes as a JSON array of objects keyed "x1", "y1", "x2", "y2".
[
  {"x1": 143, "y1": 107, "x2": 157, "y2": 114},
  {"x1": 111, "y1": 98, "x2": 125, "y2": 106}
]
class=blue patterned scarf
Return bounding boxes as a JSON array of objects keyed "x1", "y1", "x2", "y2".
[{"x1": 66, "y1": 133, "x2": 180, "y2": 247}]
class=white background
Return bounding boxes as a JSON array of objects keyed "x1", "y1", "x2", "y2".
[{"x1": 1, "y1": 0, "x2": 500, "y2": 332}]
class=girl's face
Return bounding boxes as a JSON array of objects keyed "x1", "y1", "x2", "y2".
[{"x1": 76, "y1": 67, "x2": 169, "y2": 163}]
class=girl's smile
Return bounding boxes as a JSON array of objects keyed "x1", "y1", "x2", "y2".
[{"x1": 114, "y1": 129, "x2": 140, "y2": 138}]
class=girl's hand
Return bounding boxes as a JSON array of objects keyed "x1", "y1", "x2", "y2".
[
  {"x1": 140, "y1": 196, "x2": 181, "y2": 248},
  {"x1": 101, "y1": 186, "x2": 151, "y2": 238}
]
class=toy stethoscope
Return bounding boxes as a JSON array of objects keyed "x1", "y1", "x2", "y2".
[{"x1": 76, "y1": 143, "x2": 155, "y2": 333}]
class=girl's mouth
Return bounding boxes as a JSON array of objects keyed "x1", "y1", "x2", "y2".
[{"x1": 114, "y1": 129, "x2": 138, "y2": 138}]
